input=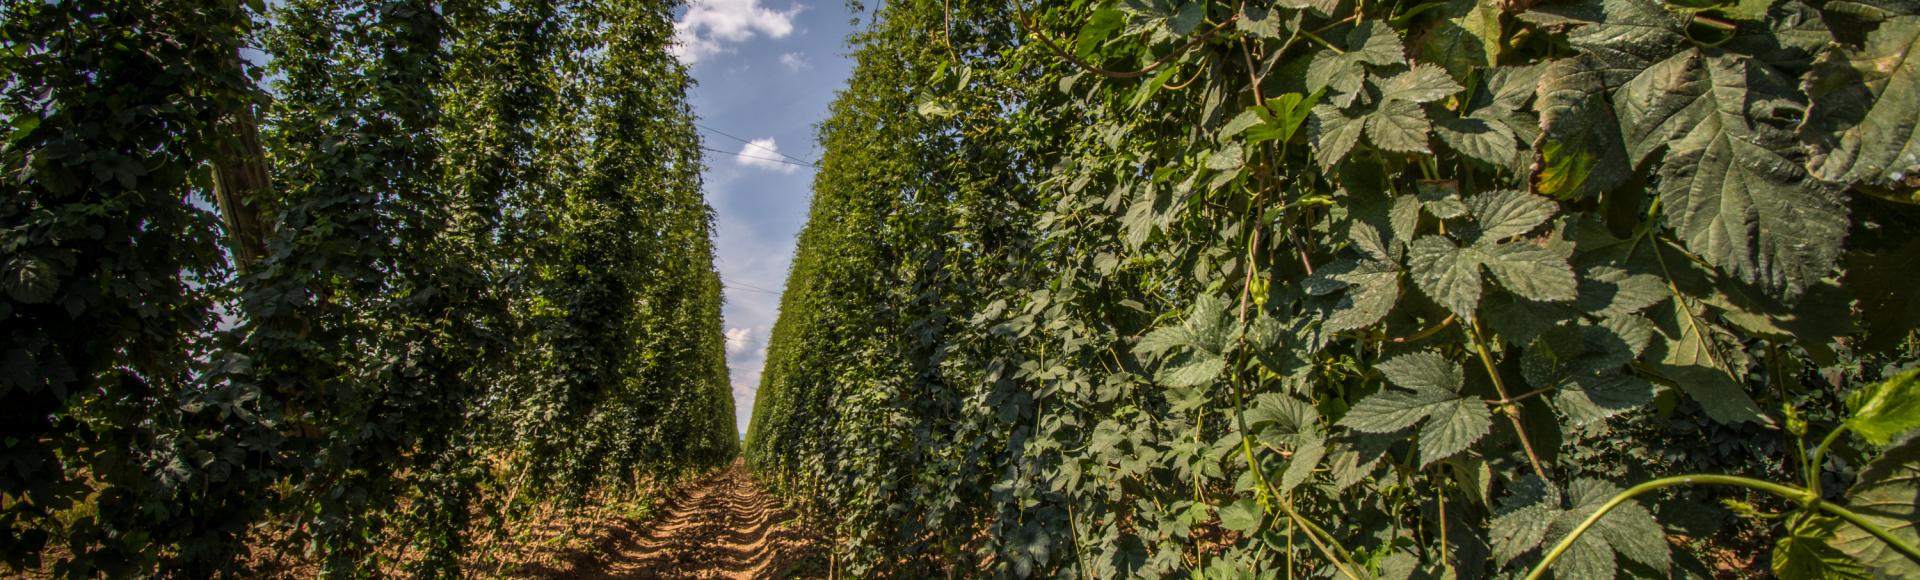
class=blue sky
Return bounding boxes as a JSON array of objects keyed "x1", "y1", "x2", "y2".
[{"x1": 673, "y1": 0, "x2": 859, "y2": 435}]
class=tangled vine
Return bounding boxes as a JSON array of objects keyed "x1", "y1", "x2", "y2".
[
  {"x1": 2, "y1": 0, "x2": 736, "y2": 576},
  {"x1": 747, "y1": 0, "x2": 1920, "y2": 577}
]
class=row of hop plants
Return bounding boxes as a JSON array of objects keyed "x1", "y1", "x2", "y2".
[
  {"x1": 0, "y1": 0, "x2": 737, "y2": 576},
  {"x1": 747, "y1": 0, "x2": 1920, "y2": 577}
]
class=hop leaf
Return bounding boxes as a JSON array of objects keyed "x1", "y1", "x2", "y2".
[
  {"x1": 1803, "y1": 12, "x2": 1920, "y2": 192},
  {"x1": 1831, "y1": 438, "x2": 1920, "y2": 576},
  {"x1": 1845, "y1": 368, "x2": 1920, "y2": 445},
  {"x1": 1340, "y1": 352, "x2": 1488, "y2": 465}
]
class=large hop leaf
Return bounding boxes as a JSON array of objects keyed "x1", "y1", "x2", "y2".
[
  {"x1": 1309, "y1": 25, "x2": 1460, "y2": 168},
  {"x1": 1305, "y1": 258, "x2": 1400, "y2": 332},
  {"x1": 1337, "y1": 351, "x2": 1489, "y2": 465},
  {"x1": 1643, "y1": 298, "x2": 1773, "y2": 426},
  {"x1": 1533, "y1": 55, "x2": 1631, "y2": 200},
  {"x1": 1408, "y1": 190, "x2": 1575, "y2": 319},
  {"x1": 1612, "y1": 49, "x2": 1849, "y2": 297},
  {"x1": 1803, "y1": 10, "x2": 1920, "y2": 194},
  {"x1": 1419, "y1": 0, "x2": 1502, "y2": 81},
  {"x1": 1830, "y1": 438, "x2": 1920, "y2": 576},
  {"x1": 1522, "y1": 320, "x2": 1656, "y2": 429},
  {"x1": 1468, "y1": 188, "x2": 1560, "y2": 241},
  {"x1": 1846, "y1": 368, "x2": 1920, "y2": 445},
  {"x1": 1305, "y1": 21, "x2": 1408, "y2": 106},
  {"x1": 1491, "y1": 477, "x2": 1670, "y2": 575},
  {"x1": 1135, "y1": 294, "x2": 1236, "y2": 387},
  {"x1": 1560, "y1": 0, "x2": 1691, "y2": 78},
  {"x1": 1774, "y1": 516, "x2": 1871, "y2": 579}
]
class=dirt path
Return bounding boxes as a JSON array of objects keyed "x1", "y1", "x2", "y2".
[{"x1": 552, "y1": 460, "x2": 823, "y2": 579}]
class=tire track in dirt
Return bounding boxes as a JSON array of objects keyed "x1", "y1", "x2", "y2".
[{"x1": 557, "y1": 460, "x2": 822, "y2": 579}]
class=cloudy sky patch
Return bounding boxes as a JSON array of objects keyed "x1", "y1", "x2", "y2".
[
  {"x1": 733, "y1": 137, "x2": 800, "y2": 174},
  {"x1": 724, "y1": 327, "x2": 754, "y2": 354},
  {"x1": 671, "y1": 0, "x2": 805, "y2": 64},
  {"x1": 779, "y1": 52, "x2": 810, "y2": 71}
]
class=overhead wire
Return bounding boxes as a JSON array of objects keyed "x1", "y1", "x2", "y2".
[
  {"x1": 697, "y1": 146, "x2": 819, "y2": 170},
  {"x1": 720, "y1": 277, "x2": 784, "y2": 296},
  {"x1": 695, "y1": 122, "x2": 816, "y2": 165}
]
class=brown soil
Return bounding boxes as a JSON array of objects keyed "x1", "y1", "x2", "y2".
[{"x1": 526, "y1": 460, "x2": 825, "y2": 579}]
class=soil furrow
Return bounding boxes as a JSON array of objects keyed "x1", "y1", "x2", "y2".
[{"x1": 552, "y1": 460, "x2": 821, "y2": 579}]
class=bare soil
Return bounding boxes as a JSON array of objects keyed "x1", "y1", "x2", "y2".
[{"x1": 523, "y1": 460, "x2": 825, "y2": 579}]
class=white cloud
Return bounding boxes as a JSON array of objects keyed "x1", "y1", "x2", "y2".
[
  {"x1": 672, "y1": 0, "x2": 804, "y2": 65},
  {"x1": 724, "y1": 327, "x2": 754, "y2": 354},
  {"x1": 779, "y1": 52, "x2": 810, "y2": 71},
  {"x1": 734, "y1": 137, "x2": 799, "y2": 174}
]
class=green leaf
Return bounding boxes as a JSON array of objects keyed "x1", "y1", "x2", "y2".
[
  {"x1": 1376, "y1": 351, "x2": 1464, "y2": 393},
  {"x1": 1247, "y1": 393, "x2": 1318, "y2": 433},
  {"x1": 1410, "y1": 189, "x2": 1578, "y2": 312},
  {"x1": 1219, "y1": 108, "x2": 1266, "y2": 142},
  {"x1": 1339, "y1": 384, "x2": 1456, "y2": 433},
  {"x1": 1160, "y1": 355, "x2": 1227, "y2": 387},
  {"x1": 1549, "y1": 479, "x2": 1670, "y2": 577},
  {"x1": 1645, "y1": 300, "x2": 1773, "y2": 425},
  {"x1": 1418, "y1": 0, "x2": 1502, "y2": 81},
  {"x1": 1533, "y1": 55, "x2": 1631, "y2": 200},
  {"x1": 1207, "y1": 143, "x2": 1244, "y2": 170},
  {"x1": 1802, "y1": 14, "x2": 1920, "y2": 192},
  {"x1": 1556, "y1": 373, "x2": 1655, "y2": 427},
  {"x1": 1365, "y1": 99, "x2": 1433, "y2": 154},
  {"x1": 1554, "y1": 529, "x2": 1617, "y2": 579},
  {"x1": 1321, "y1": 259, "x2": 1400, "y2": 332},
  {"x1": 1409, "y1": 236, "x2": 1485, "y2": 319},
  {"x1": 1278, "y1": 436, "x2": 1326, "y2": 492},
  {"x1": 1418, "y1": 182, "x2": 1471, "y2": 219},
  {"x1": 1467, "y1": 189, "x2": 1558, "y2": 241},
  {"x1": 1218, "y1": 498, "x2": 1265, "y2": 532},
  {"x1": 1491, "y1": 477, "x2": 1669, "y2": 573},
  {"x1": 1436, "y1": 113, "x2": 1521, "y2": 169},
  {"x1": 1187, "y1": 294, "x2": 1234, "y2": 351},
  {"x1": 1382, "y1": 64, "x2": 1464, "y2": 104},
  {"x1": 1259, "y1": 92, "x2": 1319, "y2": 143},
  {"x1": 917, "y1": 98, "x2": 957, "y2": 118},
  {"x1": 1616, "y1": 50, "x2": 1848, "y2": 296},
  {"x1": 1561, "y1": 0, "x2": 1691, "y2": 77},
  {"x1": 1077, "y1": 9, "x2": 1126, "y2": 60},
  {"x1": 1307, "y1": 50, "x2": 1367, "y2": 105},
  {"x1": 1480, "y1": 242, "x2": 1578, "y2": 303},
  {"x1": 1418, "y1": 397, "x2": 1491, "y2": 466},
  {"x1": 1830, "y1": 437, "x2": 1920, "y2": 576},
  {"x1": 1577, "y1": 483, "x2": 1670, "y2": 572},
  {"x1": 1237, "y1": 4, "x2": 1289, "y2": 38},
  {"x1": 1343, "y1": 353, "x2": 1486, "y2": 464},
  {"x1": 1306, "y1": 22, "x2": 1407, "y2": 107},
  {"x1": 1168, "y1": 2, "x2": 1206, "y2": 35},
  {"x1": 1491, "y1": 478, "x2": 1559, "y2": 565},
  {"x1": 1313, "y1": 104, "x2": 1366, "y2": 170},
  {"x1": 3, "y1": 255, "x2": 59, "y2": 304},
  {"x1": 1577, "y1": 266, "x2": 1669, "y2": 318},
  {"x1": 1135, "y1": 326, "x2": 1190, "y2": 358},
  {"x1": 1773, "y1": 516, "x2": 1870, "y2": 580},
  {"x1": 1348, "y1": 21, "x2": 1409, "y2": 67},
  {"x1": 1846, "y1": 368, "x2": 1920, "y2": 445}
]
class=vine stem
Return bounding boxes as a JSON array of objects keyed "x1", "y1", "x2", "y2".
[
  {"x1": 1806, "y1": 423, "x2": 1852, "y2": 498},
  {"x1": 1466, "y1": 320, "x2": 1550, "y2": 481},
  {"x1": 1231, "y1": 204, "x2": 1366, "y2": 580},
  {"x1": 1525, "y1": 474, "x2": 1920, "y2": 580},
  {"x1": 1387, "y1": 314, "x2": 1454, "y2": 344}
]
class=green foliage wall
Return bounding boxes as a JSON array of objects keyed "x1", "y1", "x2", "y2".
[
  {"x1": 747, "y1": 0, "x2": 1920, "y2": 577},
  {"x1": 1, "y1": 0, "x2": 736, "y2": 576}
]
